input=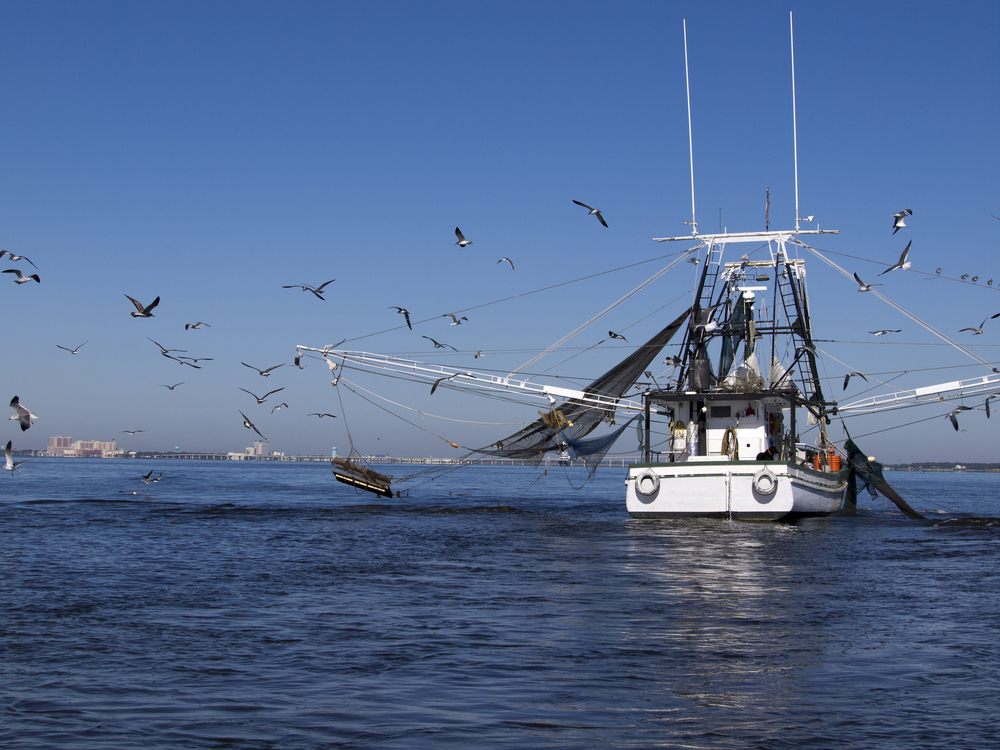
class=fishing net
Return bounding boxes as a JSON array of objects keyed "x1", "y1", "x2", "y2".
[{"x1": 475, "y1": 308, "x2": 691, "y2": 470}]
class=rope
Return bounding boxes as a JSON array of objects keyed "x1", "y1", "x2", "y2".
[
  {"x1": 796, "y1": 240, "x2": 998, "y2": 374},
  {"x1": 509, "y1": 252, "x2": 693, "y2": 377}
]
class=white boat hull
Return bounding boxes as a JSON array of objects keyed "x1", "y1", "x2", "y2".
[{"x1": 626, "y1": 460, "x2": 847, "y2": 520}]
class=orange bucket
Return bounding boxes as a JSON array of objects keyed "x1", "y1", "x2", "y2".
[{"x1": 828, "y1": 453, "x2": 841, "y2": 471}]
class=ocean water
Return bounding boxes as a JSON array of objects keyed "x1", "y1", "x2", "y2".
[{"x1": 1, "y1": 459, "x2": 998, "y2": 749}]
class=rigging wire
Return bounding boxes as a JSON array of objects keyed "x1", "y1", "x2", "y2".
[
  {"x1": 509, "y1": 252, "x2": 694, "y2": 377},
  {"x1": 796, "y1": 240, "x2": 999, "y2": 374},
  {"x1": 337, "y1": 247, "x2": 697, "y2": 345}
]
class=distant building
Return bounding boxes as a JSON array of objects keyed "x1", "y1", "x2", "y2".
[
  {"x1": 45, "y1": 436, "x2": 122, "y2": 458},
  {"x1": 252, "y1": 441, "x2": 269, "y2": 456}
]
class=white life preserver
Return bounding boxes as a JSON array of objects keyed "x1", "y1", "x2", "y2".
[
  {"x1": 634, "y1": 469, "x2": 661, "y2": 497},
  {"x1": 752, "y1": 468, "x2": 778, "y2": 496}
]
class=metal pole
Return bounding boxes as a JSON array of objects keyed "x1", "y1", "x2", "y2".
[
  {"x1": 683, "y1": 19, "x2": 697, "y2": 235},
  {"x1": 790, "y1": 10, "x2": 800, "y2": 231}
]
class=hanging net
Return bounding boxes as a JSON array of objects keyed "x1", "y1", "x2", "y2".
[{"x1": 475, "y1": 308, "x2": 691, "y2": 467}]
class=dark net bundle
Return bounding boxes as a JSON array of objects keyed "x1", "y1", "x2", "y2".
[{"x1": 476, "y1": 308, "x2": 690, "y2": 471}]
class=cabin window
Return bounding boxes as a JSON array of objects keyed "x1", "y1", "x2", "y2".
[{"x1": 710, "y1": 405, "x2": 731, "y2": 419}]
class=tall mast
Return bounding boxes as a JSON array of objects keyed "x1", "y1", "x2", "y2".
[
  {"x1": 683, "y1": 19, "x2": 697, "y2": 236},
  {"x1": 790, "y1": 10, "x2": 800, "y2": 231}
]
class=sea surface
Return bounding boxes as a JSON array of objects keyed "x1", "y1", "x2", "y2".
[{"x1": 2, "y1": 459, "x2": 999, "y2": 749}]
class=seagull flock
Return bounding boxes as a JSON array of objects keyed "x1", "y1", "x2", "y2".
[
  {"x1": 5, "y1": 200, "x2": 995, "y2": 476},
  {"x1": 845, "y1": 208, "x2": 1000, "y2": 431},
  {"x1": 2, "y1": 199, "x2": 611, "y2": 475}
]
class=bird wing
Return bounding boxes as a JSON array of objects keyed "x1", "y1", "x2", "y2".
[
  {"x1": 499, "y1": 258, "x2": 514, "y2": 269},
  {"x1": 125, "y1": 294, "x2": 146, "y2": 313},
  {"x1": 144, "y1": 297, "x2": 160, "y2": 313},
  {"x1": 241, "y1": 362, "x2": 261, "y2": 373},
  {"x1": 596, "y1": 211, "x2": 608, "y2": 228},
  {"x1": 239, "y1": 388, "x2": 260, "y2": 400},
  {"x1": 853, "y1": 273, "x2": 864, "y2": 287},
  {"x1": 314, "y1": 279, "x2": 336, "y2": 292},
  {"x1": 899, "y1": 240, "x2": 911, "y2": 265},
  {"x1": 263, "y1": 388, "x2": 286, "y2": 399},
  {"x1": 572, "y1": 200, "x2": 594, "y2": 210},
  {"x1": 455, "y1": 227, "x2": 466, "y2": 242},
  {"x1": 262, "y1": 364, "x2": 284, "y2": 374}
]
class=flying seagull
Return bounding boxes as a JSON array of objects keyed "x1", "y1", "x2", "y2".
[
  {"x1": 843, "y1": 372, "x2": 868, "y2": 390},
  {"x1": 141, "y1": 470, "x2": 155, "y2": 484},
  {"x1": 271, "y1": 402, "x2": 289, "y2": 413},
  {"x1": 148, "y1": 338, "x2": 187, "y2": 354},
  {"x1": 3, "y1": 269, "x2": 40, "y2": 284},
  {"x1": 176, "y1": 356, "x2": 214, "y2": 364},
  {"x1": 239, "y1": 387, "x2": 285, "y2": 404},
  {"x1": 242, "y1": 362, "x2": 285, "y2": 376},
  {"x1": 892, "y1": 209, "x2": 912, "y2": 235},
  {"x1": 56, "y1": 341, "x2": 88, "y2": 355},
  {"x1": 431, "y1": 374, "x2": 458, "y2": 394},
  {"x1": 4, "y1": 441, "x2": 27, "y2": 475},
  {"x1": 879, "y1": 241, "x2": 911, "y2": 275},
  {"x1": 475, "y1": 351, "x2": 485, "y2": 358},
  {"x1": 946, "y1": 405, "x2": 973, "y2": 432},
  {"x1": 159, "y1": 382, "x2": 184, "y2": 390},
  {"x1": 282, "y1": 279, "x2": 335, "y2": 300},
  {"x1": 454, "y1": 227, "x2": 472, "y2": 247},
  {"x1": 120, "y1": 430, "x2": 145, "y2": 435},
  {"x1": 608, "y1": 331, "x2": 628, "y2": 342},
  {"x1": 664, "y1": 355, "x2": 683, "y2": 367},
  {"x1": 853, "y1": 273, "x2": 882, "y2": 292},
  {"x1": 307, "y1": 413, "x2": 337, "y2": 418},
  {"x1": 126, "y1": 294, "x2": 159, "y2": 317},
  {"x1": 443, "y1": 314, "x2": 468, "y2": 326},
  {"x1": 240, "y1": 411, "x2": 267, "y2": 440},
  {"x1": 9, "y1": 396, "x2": 37, "y2": 431},
  {"x1": 498, "y1": 257, "x2": 515, "y2": 270},
  {"x1": 959, "y1": 313, "x2": 1000, "y2": 335},
  {"x1": 869, "y1": 329, "x2": 902, "y2": 336},
  {"x1": 389, "y1": 306, "x2": 412, "y2": 330},
  {"x1": 2, "y1": 252, "x2": 37, "y2": 269},
  {"x1": 686, "y1": 257, "x2": 699, "y2": 265},
  {"x1": 572, "y1": 200, "x2": 608, "y2": 227},
  {"x1": 986, "y1": 394, "x2": 997, "y2": 419},
  {"x1": 422, "y1": 336, "x2": 458, "y2": 351},
  {"x1": 185, "y1": 322, "x2": 210, "y2": 330}
]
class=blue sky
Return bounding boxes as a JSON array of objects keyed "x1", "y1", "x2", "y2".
[{"x1": 1, "y1": 1, "x2": 997, "y2": 463}]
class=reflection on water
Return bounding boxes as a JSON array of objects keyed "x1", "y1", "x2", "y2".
[{"x1": 0, "y1": 460, "x2": 998, "y2": 748}]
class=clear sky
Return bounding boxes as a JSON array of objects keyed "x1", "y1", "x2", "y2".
[{"x1": 1, "y1": 1, "x2": 997, "y2": 463}]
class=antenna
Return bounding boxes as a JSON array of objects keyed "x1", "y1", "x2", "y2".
[
  {"x1": 790, "y1": 10, "x2": 800, "y2": 232},
  {"x1": 683, "y1": 19, "x2": 697, "y2": 236}
]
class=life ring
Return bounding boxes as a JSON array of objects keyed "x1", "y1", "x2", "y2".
[
  {"x1": 752, "y1": 468, "x2": 778, "y2": 496},
  {"x1": 635, "y1": 469, "x2": 661, "y2": 497}
]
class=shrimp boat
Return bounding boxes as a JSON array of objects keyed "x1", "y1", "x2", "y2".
[
  {"x1": 294, "y1": 15, "x2": 995, "y2": 521},
  {"x1": 625, "y1": 229, "x2": 848, "y2": 519}
]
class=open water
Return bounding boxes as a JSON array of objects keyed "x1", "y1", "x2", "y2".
[{"x1": 1, "y1": 459, "x2": 998, "y2": 749}]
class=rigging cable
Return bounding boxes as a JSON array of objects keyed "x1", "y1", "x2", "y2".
[
  {"x1": 796, "y1": 240, "x2": 999, "y2": 374},
  {"x1": 509, "y1": 251, "x2": 695, "y2": 377}
]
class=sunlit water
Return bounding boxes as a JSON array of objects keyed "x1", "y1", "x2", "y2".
[{"x1": 2, "y1": 459, "x2": 998, "y2": 748}]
